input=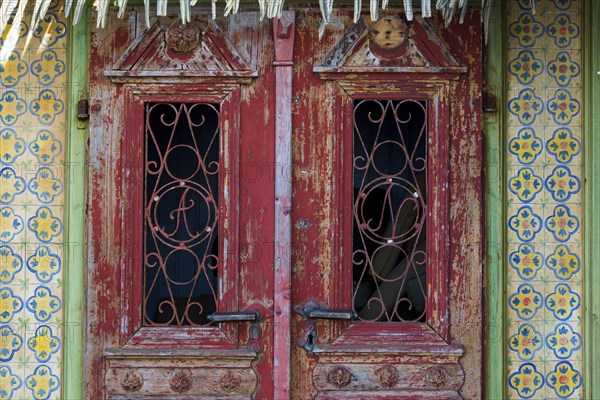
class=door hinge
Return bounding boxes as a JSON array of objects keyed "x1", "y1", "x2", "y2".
[{"x1": 77, "y1": 99, "x2": 90, "y2": 121}]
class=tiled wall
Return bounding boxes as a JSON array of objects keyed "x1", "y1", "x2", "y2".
[
  {"x1": 506, "y1": 0, "x2": 583, "y2": 398},
  {"x1": 0, "y1": 3, "x2": 68, "y2": 400}
]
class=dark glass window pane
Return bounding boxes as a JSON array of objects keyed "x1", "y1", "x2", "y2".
[
  {"x1": 143, "y1": 103, "x2": 220, "y2": 326},
  {"x1": 352, "y1": 99, "x2": 427, "y2": 322}
]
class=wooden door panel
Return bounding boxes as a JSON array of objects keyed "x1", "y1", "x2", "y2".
[
  {"x1": 290, "y1": 8, "x2": 483, "y2": 400},
  {"x1": 87, "y1": 9, "x2": 276, "y2": 399}
]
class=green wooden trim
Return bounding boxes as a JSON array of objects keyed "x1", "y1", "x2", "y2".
[
  {"x1": 63, "y1": 6, "x2": 90, "y2": 400},
  {"x1": 584, "y1": 0, "x2": 600, "y2": 398},
  {"x1": 483, "y1": 1, "x2": 506, "y2": 399}
]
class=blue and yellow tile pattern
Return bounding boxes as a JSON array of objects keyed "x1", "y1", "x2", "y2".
[
  {"x1": 507, "y1": 0, "x2": 584, "y2": 398},
  {"x1": 1, "y1": 3, "x2": 67, "y2": 399}
]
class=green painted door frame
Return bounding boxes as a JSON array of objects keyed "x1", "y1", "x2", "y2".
[
  {"x1": 584, "y1": 1, "x2": 600, "y2": 398},
  {"x1": 63, "y1": 6, "x2": 90, "y2": 400},
  {"x1": 484, "y1": 1, "x2": 506, "y2": 399}
]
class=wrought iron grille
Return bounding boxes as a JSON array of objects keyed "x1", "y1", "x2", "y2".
[
  {"x1": 352, "y1": 99, "x2": 427, "y2": 322},
  {"x1": 143, "y1": 102, "x2": 220, "y2": 326}
]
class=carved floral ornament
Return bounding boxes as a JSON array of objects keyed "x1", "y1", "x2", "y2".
[
  {"x1": 120, "y1": 370, "x2": 144, "y2": 392},
  {"x1": 375, "y1": 365, "x2": 399, "y2": 389},
  {"x1": 327, "y1": 366, "x2": 352, "y2": 389},
  {"x1": 169, "y1": 369, "x2": 193, "y2": 393},
  {"x1": 219, "y1": 371, "x2": 242, "y2": 392}
]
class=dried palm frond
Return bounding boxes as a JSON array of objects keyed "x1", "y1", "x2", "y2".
[{"x1": 0, "y1": 0, "x2": 496, "y2": 44}]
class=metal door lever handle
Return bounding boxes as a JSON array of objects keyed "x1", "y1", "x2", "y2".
[
  {"x1": 207, "y1": 311, "x2": 259, "y2": 322},
  {"x1": 308, "y1": 309, "x2": 356, "y2": 320},
  {"x1": 295, "y1": 300, "x2": 357, "y2": 321}
]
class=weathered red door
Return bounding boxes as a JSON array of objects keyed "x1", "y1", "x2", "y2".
[{"x1": 86, "y1": 6, "x2": 483, "y2": 399}]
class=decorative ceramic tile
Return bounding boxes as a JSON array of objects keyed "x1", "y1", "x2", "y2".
[
  {"x1": 545, "y1": 127, "x2": 581, "y2": 164},
  {"x1": 547, "y1": 50, "x2": 581, "y2": 87},
  {"x1": 508, "y1": 127, "x2": 544, "y2": 165},
  {"x1": 509, "y1": 243, "x2": 544, "y2": 280},
  {"x1": 1, "y1": 7, "x2": 67, "y2": 398},
  {"x1": 509, "y1": 206, "x2": 544, "y2": 242},
  {"x1": 546, "y1": 361, "x2": 582, "y2": 398},
  {"x1": 509, "y1": 13, "x2": 546, "y2": 48},
  {"x1": 509, "y1": 88, "x2": 545, "y2": 125},
  {"x1": 506, "y1": 2, "x2": 583, "y2": 398},
  {"x1": 545, "y1": 323, "x2": 582, "y2": 360},
  {"x1": 547, "y1": 13, "x2": 581, "y2": 49},
  {"x1": 508, "y1": 362, "x2": 545, "y2": 399},
  {"x1": 508, "y1": 49, "x2": 545, "y2": 86},
  {"x1": 545, "y1": 244, "x2": 580, "y2": 280},
  {"x1": 545, "y1": 205, "x2": 579, "y2": 242}
]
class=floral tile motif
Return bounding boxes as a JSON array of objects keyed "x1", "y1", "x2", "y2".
[
  {"x1": 29, "y1": 130, "x2": 62, "y2": 165},
  {"x1": 25, "y1": 365, "x2": 60, "y2": 400},
  {"x1": 0, "y1": 128, "x2": 26, "y2": 165},
  {"x1": 0, "y1": 245, "x2": 23, "y2": 284},
  {"x1": 2, "y1": 8, "x2": 67, "y2": 399},
  {"x1": 27, "y1": 325, "x2": 60, "y2": 362},
  {"x1": 0, "y1": 207, "x2": 24, "y2": 242},
  {"x1": 0, "y1": 325, "x2": 23, "y2": 362},
  {"x1": 508, "y1": 50, "x2": 544, "y2": 85},
  {"x1": 0, "y1": 16, "x2": 28, "y2": 43},
  {"x1": 0, "y1": 366, "x2": 22, "y2": 400},
  {"x1": 546, "y1": 244, "x2": 580, "y2": 280},
  {"x1": 508, "y1": 206, "x2": 543, "y2": 242},
  {"x1": 547, "y1": 89, "x2": 580, "y2": 125},
  {"x1": 509, "y1": 167, "x2": 543, "y2": 203},
  {"x1": 545, "y1": 165, "x2": 581, "y2": 202},
  {"x1": 546, "y1": 323, "x2": 582, "y2": 359},
  {"x1": 509, "y1": 324, "x2": 543, "y2": 361},
  {"x1": 509, "y1": 283, "x2": 543, "y2": 320},
  {"x1": 545, "y1": 205, "x2": 579, "y2": 242},
  {"x1": 28, "y1": 167, "x2": 64, "y2": 204},
  {"x1": 25, "y1": 286, "x2": 62, "y2": 323},
  {"x1": 508, "y1": 363, "x2": 544, "y2": 399},
  {"x1": 550, "y1": 0, "x2": 574, "y2": 10},
  {"x1": 27, "y1": 206, "x2": 63, "y2": 243},
  {"x1": 547, "y1": 14, "x2": 580, "y2": 48},
  {"x1": 509, "y1": 243, "x2": 543, "y2": 280},
  {"x1": 30, "y1": 89, "x2": 65, "y2": 126},
  {"x1": 26, "y1": 245, "x2": 61, "y2": 283},
  {"x1": 509, "y1": 13, "x2": 545, "y2": 48},
  {"x1": 547, "y1": 361, "x2": 582, "y2": 398},
  {"x1": 509, "y1": 127, "x2": 543, "y2": 164},
  {"x1": 31, "y1": 50, "x2": 66, "y2": 86},
  {"x1": 547, "y1": 51, "x2": 581, "y2": 87},
  {"x1": 0, "y1": 288, "x2": 23, "y2": 324},
  {"x1": 546, "y1": 283, "x2": 581, "y2": 321},
  {"x1": 0, "y1": 51, "x2": 28, "y2": 87},
  {"x1": 546, "y1": 127, "x2": 581, "y2": 164},
  {"x1": 33, "y1": 13, "x2": 67, "y2": 48},
  {"x1": 509, "y1": 89, "x2": 544, "y2": 126},
  {"x1": 0, "y1": 168, "x2": 26, "y2": 204},
  {"x1": 0, "y1": 91, "x2": 27, "y2": 126}
]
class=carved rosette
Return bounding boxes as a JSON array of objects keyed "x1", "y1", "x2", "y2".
[
  {"x1": 165, "y1": 19, "x2": 202, "y2": 54},
  {"x1": 120, "y1": 370, "x2": 143, "y2": 392},
  {"x1": 425, "y1": 366, "x2": 448, "y2": 388},
  {"x1": 376, "y1": 365, "x2": 399, "y2": 389},
  {"x1": 327, "y1": 366, "x2": 351, "y2": 389},
  {"x1": 219, "y1": 371, "x2": 242, "y2": 393},
  {"x1": 169, "y1": 369, "x2": 193, "y2": 393}
]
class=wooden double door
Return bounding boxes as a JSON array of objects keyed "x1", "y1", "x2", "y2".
[{"x1": 86, "y1": 6, "x2": 484, "y2": 399}]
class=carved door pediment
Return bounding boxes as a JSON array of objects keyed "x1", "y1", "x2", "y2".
[
  {"x1": 105, "y1": 16, "x2": 257, "y2": 83},
  {"x1": 314, "y1": 16, "x2": 467, "y2": 79}
]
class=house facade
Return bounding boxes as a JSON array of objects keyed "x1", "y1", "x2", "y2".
[{"x1": 0, "y1": 0, "x2": 598, "y2": 399}]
